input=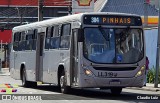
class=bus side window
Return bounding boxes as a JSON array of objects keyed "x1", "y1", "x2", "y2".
[
  {"x1": 45, "y1": 27, "x2": 52, "y2": 50},
  {"x1": 60, "y1": 24, "x2": 71, "y2": 49},
  {"x1": 25, "y1": 30, "x2": 34, "y2": 50},
  {"x1": 13, "y1": 32, "x2": 21, "y2": 51},
  {"x1": 32, "y1": 29, "x2": 37, "y2": 50},
  {"x1": 50, "y1": 25, "x2": 60, "y2": 49},
  {"x1": 18, "y1": 32, "x2": 26, "y2": 51},
  {"x1": 13, "y1": 33, "x2": 18, "y2": 51}
]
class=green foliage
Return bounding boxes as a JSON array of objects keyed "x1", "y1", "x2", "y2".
[{"x1": 147, "y1": 66, "x2": 160, "y2": 83}]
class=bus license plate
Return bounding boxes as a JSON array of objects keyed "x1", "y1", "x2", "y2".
[{"x1": 109, "y1": 80, "x2": 121, "y2": 85}]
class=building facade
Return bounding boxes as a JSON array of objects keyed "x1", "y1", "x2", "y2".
[
  {"x1": 95, "y1": 0, "x2": 159, "y2": 27},
  {"x1": 0, "y1": 0, "x2": 71, "y2": 29},
  {"x1": 0, "y1": 0, "x2": 71, "y2": 67}
]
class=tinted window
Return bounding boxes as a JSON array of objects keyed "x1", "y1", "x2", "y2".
[
  {"x1": 25, "y1": 30, "x2": 35, "y2": 50},
  {"x1": 13, "y1": 29, "x2": 37, "y2": 51},
  {"x1": 50, "y1": 25, "x2": 60, "y2": 49},
  {"x1": 60, "y1": 24, "x2": 71, "y2": 49},
  {"x1": 45, "y1": 27, "x2": 52, "y2": 49},
  {"x1": 13, "y1": 32, "x2": 21, "y2": 51}
]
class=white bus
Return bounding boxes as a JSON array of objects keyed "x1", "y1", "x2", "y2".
[{"x1": 10, "y1": 12, "x2": 146, "y2": 94}]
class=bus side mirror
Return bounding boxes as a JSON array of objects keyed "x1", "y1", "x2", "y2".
[{"x1": 77, "y1": 29, "x2": 83, "y2": 42}]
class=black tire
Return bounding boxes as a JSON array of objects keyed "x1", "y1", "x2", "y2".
[
  {"x1": 59, "y1": 71, "x2": 70, "y2": 94},
  {"x1": 22, "y1": 69, "x2": 37, "y2": 88},
  {"x1": 110, "y1": 88, "x2": 122, "y2": 95},
  {"x1": 29, "y1": 81, "x2": 37, "y2": 88},
  {"x1": 22, "y1": 69, "x2": 30, "y2": 87}
]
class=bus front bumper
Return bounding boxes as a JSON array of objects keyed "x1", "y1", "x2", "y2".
[{"x1": 78, "y1": 73, "x2": 145, "y2": 88}]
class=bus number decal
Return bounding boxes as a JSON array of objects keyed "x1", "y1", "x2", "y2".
[
  {"x1": 97, "y1": 72, "x2": 117, "y2": 77},
  {"x1": 91, "y1": 17, "x2": 99, "y2": 23}
]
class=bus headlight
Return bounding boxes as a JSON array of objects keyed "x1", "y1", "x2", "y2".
[
  {"x1": 135, "y1": 65, "x2": 145, "y2": 77},
  {"x1": 85, "y1": 69, "x2": 92, "y2": 75},
  {"x1": 136, "y1": 71, "x2": 142, "y2": 77},
  {"x1": 83, "y1": 68, "x2": 93, "y2": 76},
  {"x1": 82, "y1": 64, "x2": 93, "y2": 76}
]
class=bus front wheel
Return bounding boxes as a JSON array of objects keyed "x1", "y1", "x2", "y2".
[
  {"x1": 110, "y1": 87, "x2": 122, "y2": 95},
  {"x1": 22, "y1": 69, "x2": 37, "y2": 87},
  {"x1": 59, "y1": 71, "x2": 70, "y2": 94},
  {"x1": 22, "y1": 69, "x2": 30, "y2": 87}
]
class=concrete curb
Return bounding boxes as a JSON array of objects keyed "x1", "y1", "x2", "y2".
[
  {"x1": 127, "y1": 87, "x2": 160, "y2": 92},
  {"x1": 0, "y1": 68, "x2": 10, "y2": 76},
  {"x1": 0, "y1": 72, "x2": 10, "y2": 76}
]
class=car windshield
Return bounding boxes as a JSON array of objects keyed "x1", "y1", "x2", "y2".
[{"x1": 84, "y1": 28, "x2": 143, "y2": 63}]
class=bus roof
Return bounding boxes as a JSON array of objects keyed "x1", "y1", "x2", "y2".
[{"x1": 12, "y1": 12, "x2": 141, "y2": 32}]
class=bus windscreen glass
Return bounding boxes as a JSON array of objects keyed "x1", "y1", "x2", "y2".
[{"x1": 83, "y1": 28, "x2": 144, "y2": 64}]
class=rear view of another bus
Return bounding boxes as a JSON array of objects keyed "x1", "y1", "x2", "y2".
[{"x1": 77, "y1": 13, "x2": 145, "y2": 95}]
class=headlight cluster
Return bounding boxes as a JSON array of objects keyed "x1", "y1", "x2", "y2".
[
  {"x1": 82, "y1": 65, "x2": 93, "y2": 76},
  {"x1": 135, "y1": 65, "x2": 145, "y2": 77},
  {"x1": 84, "y1": 69, "x2": 93, "y2": 76}
]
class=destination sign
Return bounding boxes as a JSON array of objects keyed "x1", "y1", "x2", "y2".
[{"x1": 83, "y1": 15, "x2": 142, "y2": 26}]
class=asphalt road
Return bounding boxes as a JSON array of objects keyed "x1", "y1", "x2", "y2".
[{"x1": 0, "y1": 76, "x2": 160, "y2": 103}]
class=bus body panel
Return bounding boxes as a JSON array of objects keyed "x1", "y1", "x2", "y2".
[
  {"x1": 24, "y1": 51, "x2": 36, "y2": 81},
  {"x1": 10, "y1": 52, "x2": 17, "y2": 79},
  {"x1": 42, "y1": 50, "x2": 70, "y2": 84},
  {"x1": 42, "y1": 50, "x2": 59, "y2": 83},
  {"x1": 10, "y1": 51, "x2": 36, "y2": 81},
  {"x1": 81, "y1": 58, "x2": 146, "y2": 78},
  {"x1": 78, "y1": 60, "x2": 146, "y2": 88},
  {"x1": 78, "y1": 74, "x2": 145, "y2": 88},
  {"x1": 17, "y1": 51, "x2": 36, "y2": 81}
]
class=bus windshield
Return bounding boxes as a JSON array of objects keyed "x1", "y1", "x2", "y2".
[{"x1": 84, "y1": 28, "x2": 143, "y2": 64}]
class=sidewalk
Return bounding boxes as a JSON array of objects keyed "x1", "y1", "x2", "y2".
[
  {"x1": 0, "y1": 68, "x2": 160, "y2": 92},
  {"x1": 0, "y1": 68, "x2": 10, "y2": 76},
  {"x1": 127, "y1": 83, "x2": 160, "y2": 92}
]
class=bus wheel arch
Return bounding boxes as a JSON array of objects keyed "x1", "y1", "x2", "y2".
[
  {"x1": 20, "y1": 64, "x2": 29, "y2": 87},
  {"x1": 20, "y1": 64, "x2": 37, "y2": 87},
  {"x1": 58, "y1": 65, "x2": 64, "y2": 86},
  {"x1": 57, "y1": 65, "x2": 70, "y2": 94}
]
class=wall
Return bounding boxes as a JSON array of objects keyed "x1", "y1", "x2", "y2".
[
  {"x1": 145, "y1": 28, "x2": 158, "y2": 69},
  {"x1": 0, "y1": 30, "x2": 12, "y2": 43}
]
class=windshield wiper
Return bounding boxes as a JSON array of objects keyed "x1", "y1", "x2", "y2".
[
  {"x1": 98, "y1": 26, "x2": 110, "y2": 48},
  {"x1": 98, "y1": 26, "x2": 109, "y2": 41}
]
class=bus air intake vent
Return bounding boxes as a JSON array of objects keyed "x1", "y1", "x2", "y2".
[{"x1": 93, "y1": 67, "x2": 137, "y2": 71}]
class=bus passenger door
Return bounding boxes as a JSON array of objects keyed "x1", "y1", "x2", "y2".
[
  {"x1": 36, "y1": 32, "x2": 44, "y2": 81},
  {"x1": 10, "y1": 49, "x2": 17, "y2": 79},
  {"x1": 11, "y1": 33, "x2": 21, "y2": 79},
  {"x1": 71, "y1": 29, "x2": 79, "y2": 86}
]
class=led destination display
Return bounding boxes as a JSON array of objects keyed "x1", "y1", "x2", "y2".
[{"x1": 83, "y1": 15, "x2": 142, "y2": 26}]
